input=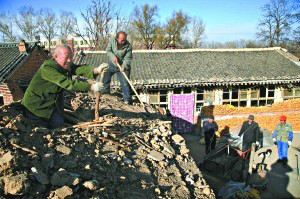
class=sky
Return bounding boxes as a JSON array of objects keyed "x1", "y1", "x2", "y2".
[{"x1": 0, "y1": 0, "x2": 268, "y2": 42}]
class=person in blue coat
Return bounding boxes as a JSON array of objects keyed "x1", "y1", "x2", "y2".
[
  {"x1": 203, "y1": 115, "x2": 218, "y2": 154},
  {"x1": 272, "y1": 115, "x2": 293, "y2": 165}
]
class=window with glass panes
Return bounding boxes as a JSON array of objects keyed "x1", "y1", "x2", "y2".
[
  {"x1": 250, "y1": 85, "x2": 275, "y2": 107},
  {"x1": 148, "y1": 89, "x2": 168, "y2": 109},
  {"x1": 195, "y1": 88, "x2": 204, "y2": 111},
  {"x1": 283, "y1": 86, "x2": 300, "y2": 100},
  {"x1": 222, "y1": 87, "x2": 247, "y2": 107}
]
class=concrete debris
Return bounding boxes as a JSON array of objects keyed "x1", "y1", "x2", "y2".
[
  {"x1": 87, "y1": 134, "x2": 97, "y2": 143},
  {"x1": 148, "y1": 150, "x2": 165, "y2": 161},
  {"x1": 0, "y1": 151, "x2": 13, "y2": 165},
  {"x1": 202, "y1": 187, "x2": 211, "y2": 195},
  {"x1": 172, "y1": 134, "x2": 185, "y2": 145},
  {"x1": 123, "y1": 157, "x2": 133, "y2": 165},
  {"x1": 51, "y1": 185, "x2": 73, "y2": 199},
  {"x1": 0, "y1": 93, "x2": 215, "y2": 199},
  {"x1": 31, "y1": 167, "x2": 49, "y2": 185},
  {"x1": 180, "y1": 146, "x2": 190, "y2": 155},
  {"x1": 56, "y1": 145, "x2": 72, "y2": 155},
  {"x1": 42, "y1": 153, "x2": 54, "y2": 169},
  {"x1": 50, "y1": 168, "x2": 77, "y2": 187},
  {"x1": 3, "y1": 174, "x2": 30, "y2": 195},
  {"x1": 83, "y1": 180, "x2": 100, "y2": 190}
]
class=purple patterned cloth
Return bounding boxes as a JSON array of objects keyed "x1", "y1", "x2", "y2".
[{"x1": 170, "y1": 94, "x2": 195, "y2": 134}]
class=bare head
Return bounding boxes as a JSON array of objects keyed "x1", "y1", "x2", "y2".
[
  {"x1": 53, "y1": 45, "x2": 73, "y2": 69},
  {"x1": 116, "y1": 31, "x2": 127, "y2": 45}
]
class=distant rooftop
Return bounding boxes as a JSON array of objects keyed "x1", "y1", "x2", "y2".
[{"x1": 0, "y1": 42, "x2": 38, "y2": 83}]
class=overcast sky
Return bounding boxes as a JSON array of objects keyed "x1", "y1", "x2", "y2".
[{"x1": 0, "y1": 0, "x2": 269, "y2": 42}]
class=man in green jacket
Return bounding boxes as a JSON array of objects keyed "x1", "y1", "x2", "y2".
[
  {"x1": 272, "y1": 115, "x2": 293, "y2": 166},
  {"x1": 103, "y1": 31, "x2": 133, "y2": 104},
  {"x1": 22, "y1": 44, "x2": 107, "y2": 129}
]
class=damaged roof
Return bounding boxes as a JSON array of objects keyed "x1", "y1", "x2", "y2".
[
  {"x1": 75, "y1": 47, "x2": 300, "y2": 89},
  {"x1": 0, "y1": 42, "x2": 38, "y2": 83}
]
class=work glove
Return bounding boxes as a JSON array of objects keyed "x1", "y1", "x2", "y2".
[
  {"x1": 94, "y1": 63, "x2": 109, "y2": 74},
  {"x1": 255, "y1": 141, "x2": 260, "y2": 148},
  {"x1": 91, "y1": 82, "x2": 105, "y2": 92},
  {"x1": 288, "y1": 141, "x2": 292, "y2": 148},
  {"x1": 273, "y1": 138, "x2": 277, "y2": 145}
]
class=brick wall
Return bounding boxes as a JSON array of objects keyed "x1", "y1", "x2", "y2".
[
  {"x1": 203, "y1": 98, "x2": 300, "y2": 135},
  {"x1": 0, "y1": 47, "x2": 48, "y2": 104},
  {"x1": 0, "y1": 83, "x2": 13, "y2": 105}
]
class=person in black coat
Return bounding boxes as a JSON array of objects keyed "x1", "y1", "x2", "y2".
[
  {"x1": 203, "y1": 115, "x2": 219, "y2": 154},
  {"x1": 238, "y1": 115, "x2": 260, "y2": 151}
]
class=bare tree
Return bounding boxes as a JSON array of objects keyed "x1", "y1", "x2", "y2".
[
  {"x1": 257, "y1": 14, "x2": 276, "y2": 46},
  {"x1": 156, "y1": 11, "x2": 190, "y2": 49},
  {"x1": 75, "y1": 0, "x2": 123, "y2": 50},
  {"x1": 37, "y1": 8, "x2": 58, "y2": 50},
  {"x1": 15, "y1": 6, "x2": 39, "y2": 41},
  {"x1": 0, "y1": 11, "x2": 17, "y2": 42},
  {"x1": 59, "y1": 10, "x2": 77, "y2": 42},
  {"x1": 292, "y1": 0, "x2": 300, "y2": 42},
  {"x1": 256, "y1": 0, "x2": 293, "y2": 46},
  {"x1": 190, "y1": 17, "x2": 205, "y2": 48},
  {"x1": 131, "y1": 4, "x2": 159, "y2": 49}
]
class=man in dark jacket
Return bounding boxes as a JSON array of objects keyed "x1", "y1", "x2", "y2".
[
  {"x1": 22, "y1": 44, "x2": 107, "y2": 129},
  {"x1": 238, "y1": 115, "x2": 260, "y2": 151},
  {"x1": 203, "y1": 115, "x2": 219, "y2": 154}
]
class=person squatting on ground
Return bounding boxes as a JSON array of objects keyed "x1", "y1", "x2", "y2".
[
  {"x1": 103, "y1": 31, "x2": 133, "y2": 104},
  {"x1": 272, "y1": 115, "x2": 293, "y2": 166},
  {"x1": 22, "y1": 44, "x2": 107, "y2": 129},
  {"x1": 203, "y1": 115, "x2": 218, "y2": 154},
  {"x1": 238, "y1": 114, "x2": 260, "y2": 151}
]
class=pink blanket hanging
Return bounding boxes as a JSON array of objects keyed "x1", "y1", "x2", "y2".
[{"x1": 170, "y1": 94, "x2": 195, "y2": 133}]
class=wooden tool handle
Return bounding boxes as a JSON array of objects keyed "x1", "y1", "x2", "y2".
[
  {"x1": 95, "y1": 93, "x2": 100, "y2": 121},
  {"x1": 115, "y1": 63, "x2": 145, "y2": 108}
]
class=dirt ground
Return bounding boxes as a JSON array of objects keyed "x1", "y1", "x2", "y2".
[{"x1": 182, "y1": 131, "x2": 300, "y2": 199}]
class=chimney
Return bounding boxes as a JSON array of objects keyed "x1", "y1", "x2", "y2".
[{"x1": 18, "y1": 40, "x2": 27, "y2": 53}]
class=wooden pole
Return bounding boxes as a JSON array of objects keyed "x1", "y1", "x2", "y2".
[{"x1": 115, "y1": 62, "x2": 145, "y2": 108}]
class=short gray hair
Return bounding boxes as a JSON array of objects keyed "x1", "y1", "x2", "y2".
[{"x1": 53, "y1": 44, "x2": 72, "y2": 56}]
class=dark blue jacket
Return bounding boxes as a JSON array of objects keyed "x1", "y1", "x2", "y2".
[{"x1": 204, "y1": 121, "x2": 218, "y2": 138}]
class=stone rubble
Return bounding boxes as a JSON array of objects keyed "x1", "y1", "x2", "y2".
[{"x1": 0, "y1": 93, "x2": 215, "y2": 199}]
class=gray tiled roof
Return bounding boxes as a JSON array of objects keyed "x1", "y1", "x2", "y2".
[
  {"x1": 74, "y1": 48, "x2": 300, "y2": 89},
  {"x1": 0, "y1": 42, "x2": 38, "y2": 83}
]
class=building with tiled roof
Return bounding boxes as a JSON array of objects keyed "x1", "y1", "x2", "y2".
[
  {"x1": 0, "y1": 41, "x2": 48, "y2": 105},
  {"x1": 74, "y1": 47, "x2": 300, "y2": 111}
]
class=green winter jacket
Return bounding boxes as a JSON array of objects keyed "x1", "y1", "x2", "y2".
[
  {"x1": 273, "y1": 123, "x2": 293, "y2": 143},
  {"x1": 106, "y1": 37, "x2": 132, "y2": 69},
  {"x1": 22, "y1": 58, "x2": 95, "y2": 119}
]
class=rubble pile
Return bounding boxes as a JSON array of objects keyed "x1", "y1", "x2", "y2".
[{"x1": 0, "y1": 93, "x2": 215, "y2": 199}]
